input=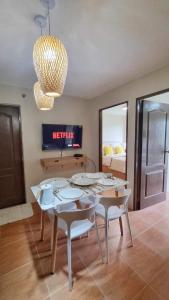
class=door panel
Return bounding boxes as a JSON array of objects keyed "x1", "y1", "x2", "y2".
[
  {"x1": 0, "y1": 105, "x2": 25, "y2": 208},
  {"x1": 147, "y1": 110, "x2": 166, "y2": 165},
  {"x1": 145, "y1": 170, "x2": 164, "y2": 197},
  {"x1": 140, "y1": 100, "x2": 169, "y2": 209}
]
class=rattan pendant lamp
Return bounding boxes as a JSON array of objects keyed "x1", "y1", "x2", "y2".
[
  {"x1": 34, "y1": 81, "x2": 54, "y2": 110},
  {"x1": 33, "y1": 0, "x2": 68, "y2": 98},
  {"x1": 33, "y1": 15, "x2": 54, "y2": 110}
]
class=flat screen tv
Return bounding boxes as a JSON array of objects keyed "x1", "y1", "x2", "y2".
[{"x1": 42, "y1": 124, "x2": 83, "y2": 150}]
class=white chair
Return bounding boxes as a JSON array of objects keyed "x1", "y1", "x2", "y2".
[
  {"x1": 56, "y1": 196, "x2": 103, "y2": 290},
  {"x1": 47, "y1": 202, "x2": 77, "y2": 249},
  {"x1": 95, "y1": 189, "x2": 133, "y2": 263}
]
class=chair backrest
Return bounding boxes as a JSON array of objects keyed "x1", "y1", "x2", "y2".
[
  {"x1": 99, "y1": 189, "x2": 131, "y2": 210},
  {"x1": 57, "y1": 194, "x2": 98, "y2": 226},
  {"x1": 58, "y1": 204, "x2": 95, "y2": 223}
]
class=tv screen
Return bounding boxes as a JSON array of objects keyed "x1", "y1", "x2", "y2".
[{"x1": 42, "y1": 124, "x2": 83, "y2": 150}]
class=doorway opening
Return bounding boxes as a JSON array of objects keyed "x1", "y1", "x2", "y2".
[
  {"x1": 99, "y1": 102, "x2": 128, "y2": 180},
  {"x1": 0, "y1": 105, "x2": 25, "y2": 208},
  {"x1": 134, "y1": 89, "x2": 169, "y2": 210}
]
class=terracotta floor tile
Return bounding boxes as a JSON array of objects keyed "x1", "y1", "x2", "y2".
[
  {"x1": 106, "y1": 232, "x2": 133, "y2": 258},
  {"x1": 151, "y1": 199, "x2": 169, "y2": 214},
  {"x1": 134, "y1": 285, "x2": 163, "y2": 300},
  {"x1": 74, "y1": 230, "x2": 104, "y2": 268},
  {"x1": 0, "y1": 261, "x2": 49, "y2": 300},
  {"x1": 74, "y1": 226, "x2": 133, "y2": 269},
  {"x1": 41, "y1": 240, "x2": 105, "y2": 298},
  {"x1": 152, "y1": 216, "x2": 169, "y2": 238},
  {"x1": 97, "y1": 218, "x2": 128, "y2": 240},
  {"x1": 44, "y1": 245, "x2": 93, "y2": 295},
  {"x1": 132, "y1": 195, "x2": 169, "y2": 226},
  {"x1": 150, "y1": 259, "x2": 169, "y2": 300},
  {"x1": 120, "y1": 239, "x2": 165, "y2": 283},
  {"x1": 137, "y1": 227, "x2": 169, "y2": 259},
  {"x1": 0, "y1": 219, "x2": 31, "y2": 247},
  {"x1": 0, "y1": 238, "x2": 37, "y2": 275},
  {"x1": 132, "y1": 205, "x2": 164, "y2": 226},
  {"x1": 0, "y1": 218, "x2": 29, "y2": 235},
  {"x1": 94, "y1": 214, "x2": 147, "y2": 241},
  {"x1": 41, "y1": 256, "x2": 69, "y2": 294},
  {"x1": 49, "y1": 281, "x2": 104, "y2": 300},
  {"x1": 88, "y1": 259, "x2": 146, "y2": 300},
  {"x1": 122, "y1": 213, "x2": 150, "y2": 238}
]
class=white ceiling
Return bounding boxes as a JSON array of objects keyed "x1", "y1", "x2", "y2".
[{"x1": 0, "y1": 0, "x2": 169, "y2": 99}]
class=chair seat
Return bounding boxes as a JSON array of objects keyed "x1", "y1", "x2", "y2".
[
  {"x1": 58, "y1": 218, "x2": 94, "y2": 239},
  {"x1": 96, "y1": 204, "x2": 124, "y2": 220}
]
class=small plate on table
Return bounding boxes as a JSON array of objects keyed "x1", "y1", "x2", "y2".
[
  {"x1": 71, "y1": 173, "x2": 86, "y2": 180},
  {"x1": 40, "y1": 178, "x2": 69, "y2": 191},
  {"x1": 97, "y1": 178, "x2": 118, "y2": 186},
  {"x1": 58, "y1": 188, "x2": 84, "y2": 200},
  {"x1": 85, "y1": 173, "x2": 105, "y2": 180},
  {"x1": 72, "y1": 177, "x2": 95, "y2": 186}
]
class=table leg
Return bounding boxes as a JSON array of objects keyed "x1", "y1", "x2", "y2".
[
  {"x1": 50, "y1": 215, "x2": 54, "y2": 251},
  {"x1": 40, "y1": 210, "x2": 45, "y2": 241},
  {"x1": 115, "y1": 190, "x2": 119, "y2": 197},
  {"x1": 51, "y1": 215, "x2": 58, "y2": 274}
]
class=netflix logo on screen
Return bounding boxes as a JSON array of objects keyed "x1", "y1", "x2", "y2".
[
  {"x1": 42, "y1": 124, "x2": 82, "y2": 150},
  {"x1": 52, "y1": 131, "x2": 74, "y2": 139}
]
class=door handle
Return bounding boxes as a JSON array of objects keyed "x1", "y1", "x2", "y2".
[{"x1": 164, "y1": 150, "x2": 169, "y2": 153}]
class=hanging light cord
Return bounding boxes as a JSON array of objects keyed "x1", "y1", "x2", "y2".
[{"x1": 48, "y1": 3, "x2": 51, "y2": 35}]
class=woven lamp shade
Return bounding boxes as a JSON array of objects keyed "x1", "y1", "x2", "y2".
[
  {"x1": 33, "y1": 35, "x2": 68, "y2": 97},
  {"x1": 34, "y1": 81, "x2": 54, "y2": 110}
]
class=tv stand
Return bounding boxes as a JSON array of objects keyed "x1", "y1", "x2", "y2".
[{"x1": 40, "y1": 155, "x2": 87, "y2": 171}]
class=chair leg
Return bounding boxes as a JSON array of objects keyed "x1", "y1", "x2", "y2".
[
  {"x1": 67, "y1": 231, "x2": 73, "y2": 290},
  {"x1": 95, "y1": 220, "x2": 104, "y2": 264},
  {"x1": 105, "y1": 215, "x2": 109, "y2": 264},
  {"x1": 119, "y1": 217, "x2": 123, "y2": 236},
  {"x1": 125, "y1": 211, "x2": 133, "y2": 246}
]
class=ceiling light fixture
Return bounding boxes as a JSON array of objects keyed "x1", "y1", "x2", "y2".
[{"x1": 33, "y1": 0, "x2": 68, "y2": 98}]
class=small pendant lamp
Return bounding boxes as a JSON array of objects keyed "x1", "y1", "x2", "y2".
[
  {"x1": 34, "y1": 81, "x2": 54, "y2": 110},
  {"x1": 33, "y1": 0, "x2": 68, "y2": 98}
]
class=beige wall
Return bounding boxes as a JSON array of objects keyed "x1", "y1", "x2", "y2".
[
  {"x1": 1, "y1": 64, "x2": 169, "y2": 208},
  {"x1": 88, "y1": 65, "x2": 169, "y2": 209},
  {"x1": 102, "y1": 113, "x2": 126, "y2": 145},
  {"x1": 0, "y1": 85, "x2": 91, "y2": 202}
]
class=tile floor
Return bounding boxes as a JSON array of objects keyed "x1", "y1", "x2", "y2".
[{"x1": 1, "y1": 198, "x2": 169, "y2": 299}]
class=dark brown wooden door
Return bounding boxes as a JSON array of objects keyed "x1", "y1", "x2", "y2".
[
  {"x1": 140, "y1": 100, "x2": 169, "y2": 209},
  {"x1": 0, "y1": 105, "x2": 25, "y2": 208}
]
